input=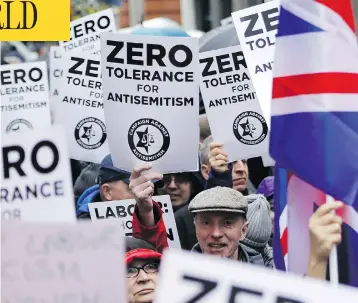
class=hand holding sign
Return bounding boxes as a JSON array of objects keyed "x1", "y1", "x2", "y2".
[
  {"x1": 209, "y1": 142, "x2": 229, "y2": 173},
  {"x1": 129, "y1": 163, "x2": 163, "y2": 227},
  {"x1": 308, "y1": 202, "x2": 343, "y2": 267}
]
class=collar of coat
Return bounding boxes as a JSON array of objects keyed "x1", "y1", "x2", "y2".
[{"x1": 191, "y1": 242, "x2": 249, "y2": 262}]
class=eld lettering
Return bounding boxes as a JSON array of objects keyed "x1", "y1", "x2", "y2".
[{"x1": 0, "y1": 0, "x2": 38, "y2": 30}]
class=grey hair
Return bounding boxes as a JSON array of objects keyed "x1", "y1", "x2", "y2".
[{"x1": 199, "y1": 135, "x2": 213, "y2": 165}]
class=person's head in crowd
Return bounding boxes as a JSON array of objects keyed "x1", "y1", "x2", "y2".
[
  {"x1": 125, "y1": 237, "x2": 161, "y2": 303},
  {"x1": 189, "y1": 187, "x2": 248, "y2": 259},
  {"x1": 199, "y1": 135, "x2": 213, "y2": 180},
  {"x1": 208, "y1": 141, "x2": 250, "y2": 194},
  {"x1": 241, "y1": 194, "x2": 272, "y2": 249},
  {"x1": 157, "y1": 172, "x2": 203, "y2": 211},
  {"x1": 232, "y1": 159, "x2": 249, "y2": 193},
  {"x1": 73, "y1": 163, "x2": 100, "y2": 202},
  {"x1": 199, "y1": 114, "x2": 211, "y2": 143},
  {"x1": 97, "y1": 155, "x2": 134, "y2": 201}
]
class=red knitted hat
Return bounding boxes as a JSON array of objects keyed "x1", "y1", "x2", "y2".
[{"x1": 125, "y1": 248, "x2": 162, "y2": 265}]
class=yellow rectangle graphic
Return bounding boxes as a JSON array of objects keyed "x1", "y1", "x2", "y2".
[{"x1": 0, "y1": 0, "x2": 70, "y2": 41}]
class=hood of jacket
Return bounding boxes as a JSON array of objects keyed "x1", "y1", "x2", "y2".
[{"x1": 76, "y1": 184, "x2": 101, "y2": 216}]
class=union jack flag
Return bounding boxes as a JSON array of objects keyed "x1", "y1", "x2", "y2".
[{"x1": 270, "y1": 0, "x2": 358, "y2": 286}]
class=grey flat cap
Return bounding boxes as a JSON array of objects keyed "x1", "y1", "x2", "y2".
[{"x1": 189, "y1": 187, "x2": 248, "y2": 215}]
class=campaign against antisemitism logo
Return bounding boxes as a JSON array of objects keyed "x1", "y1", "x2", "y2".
[
  {"x1": 74, "y1": 117, "x2": 107, "y2": 150},
  {"x1": 6, "y1": 119, "x2": 33, "y2": 133},
  {"x1": 0, "y1": 0, "x2": 70, "y2": 41},
  {"x1": 128, "y1": 118, "x2": 170, "y2": 162},
  {"x1": 233, "y1": 111, "x2": 268, "y2": 145}
]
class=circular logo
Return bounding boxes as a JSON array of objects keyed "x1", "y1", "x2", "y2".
[
  {"x1": 74, "y1": 117, "x2": 107, "y2": 150},
  {"x1": 128, "y1": 118, "x2": 170, "y2": 162},
  {"x1": 6, "y1": 119, "x2": 33, "y2": 133},
  {"x1": 233, "y1": 111, "x2": 268, "y2": 145}
]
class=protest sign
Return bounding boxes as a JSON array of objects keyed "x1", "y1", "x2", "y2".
[
  {"x1": 54, "y1": 53, "x2": 109, "y2": 163},
  {"x1": 49, "y1": 46, "x2": 63, "y2": 108},
  {"x1": 89, "y1": 195, "x2": 181, "y2": 249},
  {"x1": 200, "y1": 45, "x2": 269, "y2": 161},
  {"x1": 60, "y1": 8, "x2": 116, "y2": 55},
  {"x1": 155, "y1": 250, "x2": 358, "y2": 303},
  {"x1": 2, "y1": 221, "x2": 126, "y2": 303},
  {"x1": 232, "y1": 0, "x2": 279, "y2": 125},
  {"x1": 0, "y1": 127, "x2": 76, "y2": 221},
  {"x1": 1, "y1": 61, "x2": 51, "y2": 134},
  {"x1": 101, "y1": 32, "x2": 200, "y2": 173}
]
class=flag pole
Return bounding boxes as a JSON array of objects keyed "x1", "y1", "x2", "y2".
[{"x1": 326, "y1": 194, "x2": 339, "y2": 284}]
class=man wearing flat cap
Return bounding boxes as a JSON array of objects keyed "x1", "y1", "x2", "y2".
[{"x1": 188, "y1": 186, "x2": 252, "y2": 262}]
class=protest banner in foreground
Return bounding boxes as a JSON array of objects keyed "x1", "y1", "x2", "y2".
[
  {"x1": 1, "y1": 61, "x2": 51, "y2": 134},
  {"x1": 54, "y1": 53, "x2": 109, "y2": 163},
  {"x1": 232, "y1": 0, "x2": 279, "y2": 125},
  {"x1": 101, "y1": 32, "x2": 199, "y2": 173},
  {"x1": 49, "y1": 46, "x2": 63, "y2": 108},
  {"x1": 2, "y1": 221, "x2": 126, "y2": 303},
  {"x1": 89, "y1": 195, "x2": 181, "y2": 249},
  {"x1": 155, "y1": 249, "x2": 358, "y2": 303},
  {"x1": 0, "y1": 127, "x2": 76, "y2": 221},
  {"x1": 60, "y1": 8, "x2": 116, "y2": 55},
  {"x1": 200, "y1": 45, "x2": 269, "y2": 161}
]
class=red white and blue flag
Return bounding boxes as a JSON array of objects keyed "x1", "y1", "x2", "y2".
[{"x1": 271, "y1": 0, "x2": 358, "y2": 286}]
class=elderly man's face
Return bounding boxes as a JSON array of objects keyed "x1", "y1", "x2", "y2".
[
  {"x1": 127, "y1": 259, "x2": 158, "y2": 303},
  {"x1": 195, "y1": 212, "x2": 248, "y2": 259}
]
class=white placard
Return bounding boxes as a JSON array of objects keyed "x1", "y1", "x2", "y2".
[
  {"x1": 101, "y1": 32, "x2": 200, "y2": 173},
  {"x1": 232, "y1": 1, "x2": 279, "y2": 126},
  {"x1": 154, "y1": 249, "x2": 358, "y2": 303},
  {"x1": 54, "y1": 53, "x2": 109, "y2": 163},
  {"x1": 1, "y1": 61, "x2": 51, "y2": 134},
  {"x1": 200, "y1": 45, "x2": 269, "y2": 161},
  {"x1": 60, "y1": 9, "x2": 116, "y2": 55},
  {"x1": 49, "y1": 46, "x2": 63, "y2": 111},
  {"x1": 0, "y1": 127, "x2": 76, "y2": 222},
  {"x1": 89, "y1": 195, "x2": 181, "y2": 249},
  {"x1": 2, "y1": 221, "x2": 126, "y2": 303}
]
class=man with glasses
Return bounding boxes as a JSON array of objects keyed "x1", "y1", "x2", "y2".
[{"x1": 125, "y1": 237, "x2": 161, "y2": 303}]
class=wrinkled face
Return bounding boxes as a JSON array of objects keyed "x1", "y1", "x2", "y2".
[
  {"x1": 232, "y1": 160, "x2": 249, "y2": 193},
  {"x1": 101, "y1": 180, "x2": 134, "y2": 201},
  {"x1": 159, "y1": 174, "x2": 192, "y2": 208},
  {"x1": 127, "y1": 260, "x2": 158, "y2": 303},
  {"x1": 195, "y1": 212, "x2": 248, "y2": 259}
]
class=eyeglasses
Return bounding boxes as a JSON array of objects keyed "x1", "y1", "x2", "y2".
[
  {"x1": 163, "y1": 174, "x2": 190, "y2": 185},
  {"x1": 127, "y1": 263, "x2": 159, "y2": 278}
]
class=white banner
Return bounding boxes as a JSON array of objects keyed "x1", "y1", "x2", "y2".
[
  {"x1": 232, "y1": 0, "x2": 279, "y2": 126},
  {"x1": 2, "y1": 221, "x2": 126, "y2": 303},
  {"x1": 89, "y1": 195, "x2": 181, "y2": 249},
  {"x1": 0, "y1": 127, "x2": 76, "y2": 222},
  {"x1": 200, "y1": 45, "x2": 269, "y2": 161},
  {"x1": 60, "y1": 9, "x2": 116, "y2": 55},
  {"x1": 101, "y1": 32, "x2": 200, "y2": 173},
  {"x1": 155, "y1": 250, "x2": 358, "y2": 303},
  {"x1": 49, "y1": 46, "x2": 63, "y2": 111},
  {"x1": 1, "y1": 61, "x2": 51, "y2": 134},
  {"x1": 54, "y1": 53, "x2": 109, "y2": 163}
]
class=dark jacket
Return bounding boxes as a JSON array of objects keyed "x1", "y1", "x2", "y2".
[{"x1": 76, "y1": 184, "x2": 101, "y2": 219}]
